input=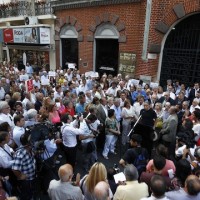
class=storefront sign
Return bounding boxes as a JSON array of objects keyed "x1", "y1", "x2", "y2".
[
  {"x1": 3, "y1": 29, "x2": 13, "y2": 43},
  {"x1": 13, "y1": 28, "x2": 25, "y2": 43},
  {"x1": 0, "y1": 30, "x2": 3, "y2": 43},
  {"x1": 39, "y1": 27, "x2": 50, "y2": 44},
  {"x1": 24, "y1": 28, "x2": 39, "y2": 43},
  {"x1": 25, "y1": 79, "x2": 34, "y2": 92}
]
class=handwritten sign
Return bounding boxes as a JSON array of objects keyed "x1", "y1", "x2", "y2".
[
  {"x1": 85, "y1": 71, "x2": 99, "y2": 78},
  {"x1": 48, "y1": 71, "x2": 56, "y2": 77},
  {"x1": 25, "y1": 79, "x2": 33, "y2": 92},
  {"x1": 20, "y1": 75, "x2": 29, "y2": 81}
]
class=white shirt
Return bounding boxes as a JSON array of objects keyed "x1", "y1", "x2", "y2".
[
  {"x1": 61, "y1": 122, "x2": 84, "y2": 147},
  {"x1": 0, "y1": 87, "x2": 5, "y2": 100},
  {"x1": 193, "y1": 123, "x2": 200, "y2": 141},
  {"x1": 0, "y1": 113, "x2": 14, "y2": 130},
  {"x1": 141, "y1": 195, "x2": 169, "y2": 200},
  {"x1": 22, "y1": 97, "x2": 31, "y2": 110},
  {"x1": 76, "y1": 84, "x2": 89, "y2": 95},
  {"x1": 102, "y1": 105, "x2": 108, "y2": 117},
  {"x1": 80, "y1": 120, "x2": 94, "y2": 144},
  {"x1": 106, "y1": 87, "x2": 117, "y2": 96},
  {"x1": 30, "y1": 93, "x2": 36, "y2": 104},
  {"x1": 41, "y1": 139, "x2": 57, "y2": 160},
  {"x1": 13, "y1": 126, "x2": 25, "y2": 147},
  {"x1": 33, "y1": 80, "x2": 41, "y2": 89},
  {"x1": 170, "y1": 92, "x2": 176, "y2": 100},
  {"x1": 190, "y1": 105, "x2": 200, "y2": 113},
  {"x1": 64, "y1": 73, "x2": 73, "y2": 81},
  {"x1": 54, "y1": 91, "x2": 63, "y2": 101},
  {"x1": 133, "y1": 102, "x2": 144, "y2": 117},
  {"x1": 0, "y1": 144, "x2": 14, "y2": 168},
  {"x1": 26, "y1": 65, "x2": 33, "y2": 74}
]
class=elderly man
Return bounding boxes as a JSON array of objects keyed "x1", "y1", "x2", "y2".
[
  {"x1": 94, "y1": 181, "x2": 111, "y2": 200},
  {"x1": 160, "y1": 106, "x2": 178, "y2": 159},
  {"x1": 166, "y1": 175, "x2": 200, "y2": 200},
  {"x1": 48, "y1": 164, "x2": 83, "y2": 200},
  {"x1": 0, "y1": 101, "x2": 14, "y2": 129},
  {"x1": 24, "y1": 109, "x2": 38, "y2": 127},
  {"x1": 113, "y1": 164, "x2": 149, "y2": 200},
  {"x1": 132, "y1": 85, "x2": 147, "y2": 103}
]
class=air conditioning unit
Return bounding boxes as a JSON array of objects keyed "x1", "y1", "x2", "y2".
[{"x1": 25, "y1": 16, "x2": 38, "y2": 25}]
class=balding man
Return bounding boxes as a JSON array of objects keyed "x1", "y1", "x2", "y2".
[
  {"x1": 48, "y1": 164, "x2": 83, "y2": 200},
  {"x1": 94, "y1": 181, "x2": 110, "y2": 200},
  {"x1": 166, "y1": 175, "x2": 200, "y2": 200},
  {"x1": 160, "y1": 106, "x2": 178, "y2": 159}
]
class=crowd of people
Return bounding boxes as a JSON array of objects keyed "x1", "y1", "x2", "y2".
[{"x1": 0, "y1": 62, "x2": 200, "y2": 199}]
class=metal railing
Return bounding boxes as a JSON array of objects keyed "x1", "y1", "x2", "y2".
[{"x1": 0, "y1": 1, "x2": 53, "y2": 18}]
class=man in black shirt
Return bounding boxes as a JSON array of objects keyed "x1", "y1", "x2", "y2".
[{"x1": 119, "y1": 134, "x2": 149, "y2": 176}]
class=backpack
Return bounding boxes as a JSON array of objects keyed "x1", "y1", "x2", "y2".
[{"x1": 133, "y1": 148, "x2": 147, "y2": 176}]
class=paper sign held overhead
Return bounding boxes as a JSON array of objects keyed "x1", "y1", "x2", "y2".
[
  {"x1": 20, "y1": 75, "x2": 29, "y2": 82},
  {"x1": 25, "y1": 79, "x2": 34, "y2": 92}
]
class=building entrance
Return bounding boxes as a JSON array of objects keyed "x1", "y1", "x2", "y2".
[
  {"x1": 96, "y1": 39, "x2": 119, "y2": 76},
  {"x1": 61, "y1": 38, "x2": 78, "y2": 69},
  {"x1": 160, "y1": 14, "x2": 200, "y2": 87}
]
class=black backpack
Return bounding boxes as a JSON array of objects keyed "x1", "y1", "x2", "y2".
[{"x1": 133, "y1": 148, "x2": 147, "y2": 176}]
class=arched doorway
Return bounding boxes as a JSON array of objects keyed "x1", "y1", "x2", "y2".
[
  {"x1": 160, "y1": 13, "x2": 200, "y2": 87},
  {"x1": 60, "y1": 25, "x2": 78, "y2": 69},
  {"x1": 94, "y1": 23, "x2": 119, "y2": 76}
]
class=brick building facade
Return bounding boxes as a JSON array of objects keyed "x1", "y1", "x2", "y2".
[{"x1": 52, "y1": 0, "x2": 200, "y2": 84}]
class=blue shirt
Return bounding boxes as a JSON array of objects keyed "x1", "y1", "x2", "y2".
[
  {"x1": 75, "y1": 103, "x2": 85, "y2": 114},
  {"x1": 110, "y1": 105, "x2": 122, "y2": 122},
  {"x1": 132, "y1": 90, "x2": 147, "y2": 102}
]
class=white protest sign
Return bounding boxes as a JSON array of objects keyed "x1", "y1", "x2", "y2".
[
  {"x1": 150, "y1": 82, "x2": 159, "y2": 88},
  {"x1": 113, "y1": 172, "x2": 126, "y2": 184},
  {"x1": 68, "y1": 63, "x2": 76, "y2": 69},
  {"x1": 20, "y1": 75, "x2": 29, "y2": 81},
  {"x1": 85, "y1": 71, "x2": 99, "y2": 78},
  {"x1": 48, "y1": 71, "x2": 56, "y2": 77}
]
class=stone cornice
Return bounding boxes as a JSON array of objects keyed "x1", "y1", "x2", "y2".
[{"x1": 51, "y1": 0, "x2": 141, "y2": 11}]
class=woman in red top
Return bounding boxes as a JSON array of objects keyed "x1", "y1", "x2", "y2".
[{"x1": 65, "y1": 101, "x2": 75, "y2": 117}]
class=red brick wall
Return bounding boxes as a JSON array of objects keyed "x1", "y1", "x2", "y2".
[{"x1": 54, "y1": 0, "x2": 200, "y2": 80}]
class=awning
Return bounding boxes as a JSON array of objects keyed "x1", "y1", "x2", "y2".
[{"x1": 6, "y1": 44, "x2": 51, "y2": 51}]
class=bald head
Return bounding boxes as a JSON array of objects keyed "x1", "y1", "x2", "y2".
[
  {"x1": 58, "y1": 164, "x2": 73, "y2": 182},
  {"x1": 185, "y1": 175, "x2": 200, "y2": 196},
  {"x1": 94, "y1": 181, "x2": 110, "y2": 200}
]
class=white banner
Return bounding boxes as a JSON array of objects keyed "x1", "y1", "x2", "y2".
[
  {"x1": 13, "y1": 28, "x2": 24, "y2": 43},
  {"x1": 39, "y1": 27, "x2": 50, "y2": 44}
]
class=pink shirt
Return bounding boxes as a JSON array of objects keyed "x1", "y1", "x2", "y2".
[
  {"x1": 50, "y1": 111, "x2": 61, "y2": 124},
  {"x1": 146, "y1": 159, "x2": 176, "y2": 177}
]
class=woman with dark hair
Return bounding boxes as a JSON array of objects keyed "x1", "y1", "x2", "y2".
[{"x1": 102, "y1": 109, "x2": 120, "y2": 159}]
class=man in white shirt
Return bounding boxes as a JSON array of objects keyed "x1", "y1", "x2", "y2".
[
  {"x1": 61, "y1": 114, "x2": 86, "y2": 168},
  {"x1": 79, "y1": 114, "x2": 97, "y2": 172},
  {"x1": 54, "y1": 85, "x2": 63, "y2": 101},
  {"x1": 76, "y1": 78, "x2": 89, "y2": 95},
  {"x1": 0, "y1": 101, "x2": 14, "y2": 130},
  {"x1": 64, "y1": 69, "x2": 73, "y2": 81},
  {"x1": 106, "y1": 82, "x2": 117, "y2": 97},
  {"x1": 190, "y1": 98, "x2": 200, "y2": 113},
  {"x1": 13, "y1": 114, "x2": 25, "y2": 147},
  {"x1": 133, "y1": 95, "x2": 144, "y2": 117},
  {"x1": 0, "y1": 82, "x2": 6, "y2": 100},
  {"x1": 25, "y1": 63, "x2": 33, "y2": 77},
  {"x1": 33, "y1": 76, "x2": 41, "y2": 89},
  {"x1": 22, "y1": 92, "x2": 31, "y2": 111}
]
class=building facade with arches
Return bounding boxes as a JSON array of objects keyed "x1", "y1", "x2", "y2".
[{"x1": 52, "y1": 0, "x2": 200, "y2": 84}]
